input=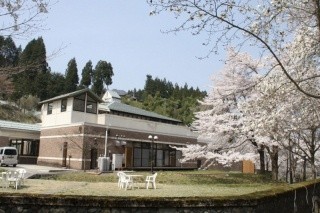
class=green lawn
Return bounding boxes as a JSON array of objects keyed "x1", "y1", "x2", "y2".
[
  {"x1": 0, "y1": 169, "x2": 314, "y2": 198},
  {"x1": 49, "y1": 170, "x2": 274, "y2": 185}
]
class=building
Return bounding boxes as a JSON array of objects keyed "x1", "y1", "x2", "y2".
[
  {"x1": 36, "y1": 88, "x2": 198, "y2": 170},
  {"x1": 0, "y1": 119, "x2": 40, "y2": 164}
]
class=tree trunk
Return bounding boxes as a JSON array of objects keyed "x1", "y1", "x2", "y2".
[
  {"x1": 258, "y1": 145, "x2": 265, "y2": 174},
  {"x1": 303, "y1": 156, "x2": 307, "y2": 181},
  {"x1": 311, "y1": 154, "x2": 317, "y2": 179},
  {"x1": 270, "y1": 146, "x2": 279, "y2": 181}
]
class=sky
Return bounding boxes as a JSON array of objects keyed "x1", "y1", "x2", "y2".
[{"x1": 15, "y1": 0, "x2": 224, "y2": 92}]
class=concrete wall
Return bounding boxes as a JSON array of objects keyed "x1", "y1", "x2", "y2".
[
  {"x1": 98, "y1": 114, "x2": 197, "y2": 140},
  {"x1": 41, "y1": 97, "x2": 98, "y2": 127}
]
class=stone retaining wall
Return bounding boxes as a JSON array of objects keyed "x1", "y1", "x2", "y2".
[{"x1": 0, "y1": 181, "x2": 319, "y2": 213}]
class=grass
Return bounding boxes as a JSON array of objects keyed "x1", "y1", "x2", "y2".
[
  {"x1": 1, "y1": 169, "x2": 313, "y2": 198},
  {"x1": 47, "y1": 170, "x2": 274, "y2": 186}
]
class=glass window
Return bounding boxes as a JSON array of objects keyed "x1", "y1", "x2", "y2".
[
  {"x1": 4, "y1": 149, "x2": 16, "y2": 155},
  {"x1": 73, "y1": 93, "x2": 97, "y2": 113},
  {"x1": 141, "y1": 148, "x2": 150, "y2": 167},
  {"x1": 133, "y1": 142, "x2": 141, "y2": 147},
  {"x1": 61, "y1": 99, "x2": 67, "y2": 112},
  {"x1": 47, "y1": 102, "x2": 53, "y2": 114},
  {"x1": 164, "y1": 150, "x2": 169, "y2": 166},
  {"x1": 133, "y1": 148, "x2": 141, "y2": 167},
  {"x1": 86, "y1": 101, "x2": 97, "y2": 114},
  {"x1": 176, "y1": 150, "x2": 182, "y2": 167},
  {"x1": 10, "y1": 139, "x2": 39, "y2": 156},
  {"x1": 73, "y1": 94, "x2": 86, "y2": 112},
  {"x1": 156, "y1": 150, "x2": 163, "y2": 167},
  {"x1": 141, "y1": 143, "x2": 150, "y2": 149}
]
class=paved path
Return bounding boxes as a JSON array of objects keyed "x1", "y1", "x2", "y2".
[{"x1": 0, "y1": 164, "x2": 73, "y2": 178}]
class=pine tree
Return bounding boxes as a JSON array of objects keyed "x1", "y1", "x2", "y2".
[
  {"x1": 0, "y1": 36, "x2": 20, "y2": 67},
  {"x1": 79, "y1": 60, "x2": 93, "y2": 88},
  {"x1": 12, "y1": 37, "x2": 48, "y2": 100},
  {"x1": 91, "y1": 67, "x2": 104, "y2": 97},
  {"x1": 96, "y1": 60, "x2": 114, "y2": 89},
  {"x1": 0, "y1": 36, "x2": 20, "y2": 98},
  {"x1": 64, "y1": 58, "x2": 79, "y2": 93},
  {"x1": 91, "y1": 60, "x2": 114, "y2": 96},
  {"x1": 47, "y1": 72, "x2": 65, "y2": 99}
]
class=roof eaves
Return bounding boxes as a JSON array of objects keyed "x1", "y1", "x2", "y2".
[
  {"x1": 0, "y1": 120, "x2": 41, "y2": 132},
  {"x1": 39, "y1": 88, "x2": 102, "y2": 104},
  {"x1": 107, "y1": 102, "x2": 182, "y2": 123}
]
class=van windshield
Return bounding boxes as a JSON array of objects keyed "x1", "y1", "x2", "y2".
[{"x1": 4, "y1": 149, "x2": 17, "y2": 155}]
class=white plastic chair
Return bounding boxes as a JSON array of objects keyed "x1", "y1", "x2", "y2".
[
  {"x1": 117, "y1": 172, "x2": 125, "y2": 188},
  {"x1": 7, "y1": 171, "x2": 20, "y2": 190},
  {"x1": 145, "y1": 172, "x2": 157, "y2": 189},
  {"x1": 118, "y1": 172, "x2": 133, "y2": 190},
  {"x1": 15, "y1": 169, "x2": 27, "y2": 186},
  {"x1": 0, "y1": 172, "x2": 8, "y2": 188}
]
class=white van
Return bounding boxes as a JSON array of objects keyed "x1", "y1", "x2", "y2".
[{"x1": 0, "y1": 147, "x2": 18, "y2": 167}]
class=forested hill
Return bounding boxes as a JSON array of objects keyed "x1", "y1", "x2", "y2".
[
  {"x1": 124, "y1": 75, "x2": 207, "y2": 125},
  {"x1": 0, "y1": 103, "x2": 40, "y2": 123},
  {"x1": 0, "y1": 36, "x2": 206, "y2": 125}
]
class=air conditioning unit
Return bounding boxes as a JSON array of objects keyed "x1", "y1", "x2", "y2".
[{"x1": 112, "y1": 154, "x2": 123, "y2": 170}]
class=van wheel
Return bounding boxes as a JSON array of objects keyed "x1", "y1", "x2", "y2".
[{"x1": 13, "y1": 164, "x2": 16, "y2": 167}]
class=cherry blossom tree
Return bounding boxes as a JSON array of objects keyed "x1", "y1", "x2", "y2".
[
  {"x1": 1, "y1": 0, "x2": 48, "y2": 38},
  {"x1": 148, "y1": 0, "x2": 320, "y2": 98},
  {"x1": 0, "y1": 0, "x2": 49, "y2": 77},
  {"x1": 241, "y1": 30, "x2": 320, "y2": 180},
  {"x1": 184, "y1": 42, "x2": 320, "y2": 180},
  {"x1": 186, "y1": 48, "x2": 261, "y2": 170}
]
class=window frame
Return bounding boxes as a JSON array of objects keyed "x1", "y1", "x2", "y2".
[
  {"x1": 47, "y1": 102, "x2": 53, "y2": 115},
  {"x1": 61, "y1": 98, "x2": 67, "y2": 112}
]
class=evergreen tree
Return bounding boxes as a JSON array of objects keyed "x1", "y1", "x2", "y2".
[
  {"x1": 12, "y1": 37, "x2": 48, "y2": 100},
  {"x1": 91, "y1": 60, "x2": 114, "y2": 96},
  {"x1": 126, "y1": 75, "x2": 207, "y2": 125},
  {"x1": 96, "y1": 60, "x2": 114, "y2": 89},
  {"x1": 47, "y1": 72, "x2": 65, "y2": 98},
  {"x1": 64, "y1": 58, "x2": 79, "y2": 93},
  {"x1": 79, "y1": 60, "x2": 93, "y2": 88},
  {"x1": 0, "y1": 36, "x2": 20, "y2": 99},
  {"x1": 0, "y1": 36, "x2": 20, "y2": 67},
  {"x1": 91, "y1": 67, "x2": 104, "y2": 97},
  {"x1": 144, "y1": 75, "x2": 155, "y2": 97}
]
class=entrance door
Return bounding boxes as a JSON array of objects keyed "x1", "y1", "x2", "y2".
[
  {"x1": 90, "y1": 148, "x2": 98, "y2": 169},
  {"x1": 62, "y1": 142, "x2": 68, "y2": 167},
  {"x1": 169, "y1": 150, "x2": 176, "y2": 167}
]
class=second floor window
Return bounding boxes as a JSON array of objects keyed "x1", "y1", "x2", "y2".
[
  {"x1": 47, "y1": 102, "x2": 53, "y2": 114},
  {"x1": 73, "y1": 94, "x2": 86, "y2": 112},
  {"x1": 73, "y1": 93, "x2": 97, "y2": 114},
  {"x1": 61, "y1": 99, "x2": 67, "y2": 112}
]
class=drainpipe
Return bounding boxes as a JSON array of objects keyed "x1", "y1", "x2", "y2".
[{"x1": 104, "y1": 129, "x2": 108, "y2": 157}]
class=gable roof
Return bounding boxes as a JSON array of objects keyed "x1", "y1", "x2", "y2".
[
  {"x1": 102, "y1": 90, "x2": 121, "y2": 102},
  {"x1": 39, "y1": 88, "x2": 103, "y2": 104},
  {"x1": 0, "y1": 120, "x2": 40, "y2": 132},
  {"x1": 100, "y1": 101, "x2": 182, "y2": 124}
]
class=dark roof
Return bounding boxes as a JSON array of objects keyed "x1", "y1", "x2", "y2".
[
  {"x1": 103, "y1": 101, "x2": 181, "y2": 123},
  {"x1": 39, "y1": 88, "x2": 103, "y2": 104}
]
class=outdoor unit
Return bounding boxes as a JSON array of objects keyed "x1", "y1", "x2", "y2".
[{"x1": 112, "y1": 154, "x2": 123, "y2": 170}]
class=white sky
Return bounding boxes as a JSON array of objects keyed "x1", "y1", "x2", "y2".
[{"x1": 15, "y1": 0, "x2": 224, "y2": 92}]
